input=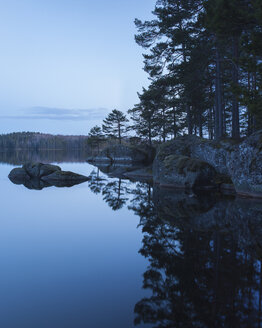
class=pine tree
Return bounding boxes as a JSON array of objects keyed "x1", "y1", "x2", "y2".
[
  {"x1": 128, "y1": 86, "x2": 162, "y2": 145},
  {"x1": 204, "y1": 0, "x2": 254, "y2": 139},
  {"x1": 239, "y1": 0, "x2": 262, "y2": 131},
  {"x1": 87, "y1": 126, "x2": 104, "y2": 153},
  {"x1": 133, "y1": 0, "x2": 261, "y2": 140},
  {"x1": 135, "y1": 0, "x2": 205, "y2": 135},
  {"x1": 102, "y1": 109, "x2": 129, "y2": 144}
]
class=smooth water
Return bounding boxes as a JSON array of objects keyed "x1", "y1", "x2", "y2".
[
  {"x1": 1, "y1": 152, "x2": 262, "y2": 328},
  {"x1": 0, "y1": 161, "x2": 149, "y2": 328}
]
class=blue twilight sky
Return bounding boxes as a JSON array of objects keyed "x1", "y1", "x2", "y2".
[{"x1": 0, "y1": 0, "x2": 155, "y2": 135}]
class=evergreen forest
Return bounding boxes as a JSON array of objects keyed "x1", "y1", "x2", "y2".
[
  {"x1": 128, "y1": 0, "x2": 262, "y2": 143},
  {"x1": 87, "y1": 0, "x2": 262, "y2": 147}
]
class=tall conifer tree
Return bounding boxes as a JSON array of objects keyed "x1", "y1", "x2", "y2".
[{"x1": 102, "y1": 109, "x2": 129, "y2": 144}]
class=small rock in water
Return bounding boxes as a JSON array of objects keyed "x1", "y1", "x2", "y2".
[{"x1": 8, "y1": 162, "x2": 89, "y2": 190}]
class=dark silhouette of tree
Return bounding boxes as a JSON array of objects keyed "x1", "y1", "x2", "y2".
[
  {"x1": 87, "y1": 168, "x2": 106, "y2": 194},
  {"x1": 102, "y1": 178, "x2": 129, "y2": 211},
  {"x1": 133, "y1": 0, "x2": 262, "y2": 139},
  {"x1": 102, "y1": 109, "x2": 129, "y2": 144},
  {"x1": 0, "y1": 132, "x2": 90, "y2": 151},
  {"x1": 82, "y1": 163, "x2": 262, "y2": 327},
  {"x1": 87, "y1": 126, "x2": 105, "y2": 154},
  {"x1": 132, "y1": 187, "x2": 262, "y2": 327}
]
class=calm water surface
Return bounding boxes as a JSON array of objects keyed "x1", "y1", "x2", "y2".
[
  {"x1": 0, "y1": 161, "x2": 149, "y2": 328},
  {"x1": 1, "y1": 152, "x2": 262, "y2": 328}
]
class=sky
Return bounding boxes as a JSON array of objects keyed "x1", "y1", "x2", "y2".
[{"x1": 0, "y1": 0, "x2": 155, "y2": 135}]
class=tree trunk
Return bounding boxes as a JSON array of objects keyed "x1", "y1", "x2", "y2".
[
  {"x1": 209, "y1": 84, "x2": 214, "y2": 140},
  {"x1": 173, "y1": 107, "x2": 177, "y2": 139},
  {"x1": 181, "y1": 37, "x2": 192, "y2": 136},
  {"x1": 118, "y1": 122, "x2": 121, "y2": 144},
  {"x1": 148, "y1": 120, "x2": 152, "y2": 146},
  {"x1": 117, "y1": 179, "x2": 121, "y2": 201},
  {"x1": 215, "y1": 41, "x2": 224, "y2": 140},
  {"x1": 198, "y1": 110, "x2": 203, "y2": 138},
  {"x1": 247, "y1": 71, "x2": 253, "y2": 135},
  {"x1": 187, "y1": 105, "x2": 193, "y2": 135},
  {"x1": 208, "y1": 107, "x2": 213, "y2": 140},
  {"x1": 162, "y1": 109, "x2": 166, "y2": 142},
  {"x1": 252, "y1": 71, "x2": 257, "y2": 131},
  {"x1": 232, "y1": 35, "x2": 240, "y2": 139},
  {"x1": 259, "y1": 260, "x2": 262, "y2": 327}
]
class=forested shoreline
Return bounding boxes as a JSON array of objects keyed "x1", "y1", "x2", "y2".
[
  {"x1": 87, "y1": 0, "x2": 262, "y2": 149},
  {"x1": 0, "y1": 132, "x2": 90, "y2": 151},
  {"x1": 130, "y1": 0, "x2": 262, "y2": 142}
]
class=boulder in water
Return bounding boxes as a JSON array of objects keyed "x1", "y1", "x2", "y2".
[{"x1": 8, "y1": 162, "x2": 89, "y2": 190}]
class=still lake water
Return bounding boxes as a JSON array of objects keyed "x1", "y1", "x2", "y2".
[{"x1": 1, "y1": 151, "x2": 262, "y2": 327}]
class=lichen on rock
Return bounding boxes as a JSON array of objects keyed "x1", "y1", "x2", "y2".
[{"x1": 155, "y1": 153, "x2": 217, "y2": 190}]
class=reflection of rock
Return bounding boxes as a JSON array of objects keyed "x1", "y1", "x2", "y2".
[
  {"x1": 8, "y1": 162, "x2": 89, "y2": 190},
  {"x1": 9, "y1": 174, "x2": 52, "y2": 190},
  {"x1": 41, "y1": 170, "x2": 89, "y2": 183},
  {"x1": 95, "y1": 163, "x2": 152, "y2": 181},
  {"x1": 153, "y1": 185, "x2": 262, "y2": 255},
  {"x1": 153, "y1": 186, "x2": 218, "y2": 220},
  {"x1": 87, "y1": 144, "x2": 155, "y2": 165},
  {"x1": 134, "y1": 185, "x2": 262, "y2": 327},
  {"x1": 23, "y1": 178, "x2": 52, "y2": 190},
  {"x1": 96, "y1": 163, "x2": 136, "y2": 177}
]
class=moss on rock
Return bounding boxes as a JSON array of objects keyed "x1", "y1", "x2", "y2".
[{"x1": 164, "y1": 155, "x2": 214, "y2": 175}]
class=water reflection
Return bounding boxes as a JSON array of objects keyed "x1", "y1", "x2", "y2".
[
  {"x1": 135, "y1": 187, "x2": 262, "y2": 328},
  {"x1": 0, "y1": 149, "x2": 88, "y2": 165},
  {"x1": 87, "y1": 168, "x2": 105, "y2": 194},
  {"x1": 88, "y1": 171, "x2": 262, "y2": 327},
  {"x1": 88, "y1": 168, "x2": 130, "y2": 210},
  {"x1": 9, "y1": 175, "x2": 88, "y2": 190},
  {"x1": 6, "y1": 153, "x2": 262, "y2": 327}
]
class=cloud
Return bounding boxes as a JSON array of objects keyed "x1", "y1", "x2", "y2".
[{"x1": 0, "y1": 107, "x2": 110, "y2": 121}]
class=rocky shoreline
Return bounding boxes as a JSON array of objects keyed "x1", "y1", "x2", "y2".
[{"x1": 87, "y1": 130, "x2": 262, "y2": 199}]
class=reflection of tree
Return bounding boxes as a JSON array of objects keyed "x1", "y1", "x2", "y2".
[
  {"x1": 85, "y1": 168, "x2": 262, "y2": 327},
  {"x1": 102, "y1": 179, "x2": 129, "y2": 211},
  {"x1": 87, "y1": 169, "x2": 132, "y2": 210},
  {"x1": 87, "y1": 168, "x2": 106, "y2": 194},
  {"x1": 0, "y1": 148, "x2": 89, "y2": 165},
  {"x1": 128, "y1": 182, "x2": 154, "y2": 227},
  {"x1": 133, "y1": 187, "x2": 262, "y2": 328}
]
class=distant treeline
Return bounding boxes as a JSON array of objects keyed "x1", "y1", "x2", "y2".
[
  {"x1": 0, "y1": 149, "x2": 89, "y2": 166},
  {"x1": 0, "y1": 132, "x2": 90, "y2": 151}
]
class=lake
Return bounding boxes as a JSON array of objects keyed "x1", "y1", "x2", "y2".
[{"x1": 1, "y1": 151, "x2": 262, "y2": 327}]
